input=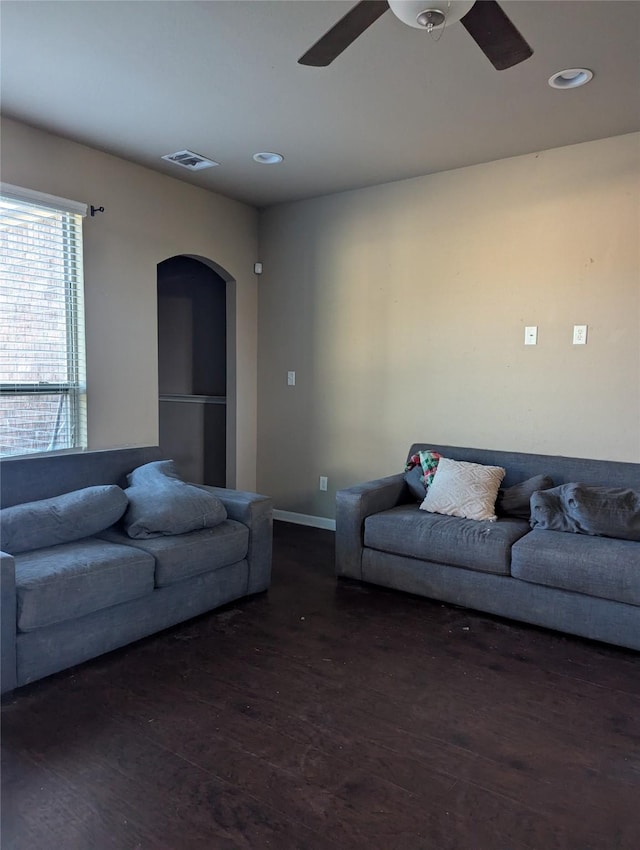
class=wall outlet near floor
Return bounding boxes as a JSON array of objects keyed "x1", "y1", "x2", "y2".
[
  {"x1": 573, "y1": 324, "x2": 588, "y2": 345},
  {"x1": 319, "y1": 475, "x2": 328, "y2": 491}
]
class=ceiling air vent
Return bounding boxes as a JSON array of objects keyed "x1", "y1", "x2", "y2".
[{"x1": 161, "y1": 149, "x2": 219, "y2": 170}]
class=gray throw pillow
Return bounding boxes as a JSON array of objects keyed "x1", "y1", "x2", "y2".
[
  {"x1": 404, "y1": 466, "x2": 427, "y2": 502},
  {"x1": 0, "y1": 485, "x2": 128, "y2": 554},
  {"x1": 123, "y1": 460, "x2": 227, "y2": 539},
  {"x1": 497, "y1": 475, "x2": 554, "y2": 519},
  {"x1": 530, "y1": 483, "x2": 640, "y2": 541},
  {"x1": 529, "y1": 487, "x2": 576, "y2": 533}
]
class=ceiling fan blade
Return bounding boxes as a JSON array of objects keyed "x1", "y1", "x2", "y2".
[
  {"x1": 461, "y1": 0, "x2": 533, "y2": 70},
  {"x1": 298, "y1": 0, "x2": 390, "y2": 67}
]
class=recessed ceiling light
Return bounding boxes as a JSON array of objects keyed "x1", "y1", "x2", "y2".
[
  {"x1": 252, "y1": 152, "x2": 284, "y2": 164},
  {"x1": 548, "y1": 68, "x2": 594, "y2": 90}
]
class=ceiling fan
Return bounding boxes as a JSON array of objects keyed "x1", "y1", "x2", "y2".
[{"x1": 298, "y1": 0, "x2": 533, "y2": 71}]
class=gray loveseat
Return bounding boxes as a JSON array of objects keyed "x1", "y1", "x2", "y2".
[
  {"x1": 1, "y1": 446, "x2": 273, "y2": 693},
  {"x1": 336, "y1": 443, "x2": 640, "y2": 650}
]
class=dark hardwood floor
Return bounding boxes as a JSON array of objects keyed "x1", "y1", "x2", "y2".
[{"x1": 2, "y1": 521, "x2": 639, "y2": 850}]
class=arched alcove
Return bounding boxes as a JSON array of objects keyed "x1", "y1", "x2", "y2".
[{"x1": 157, "y1": 255, "x2": 236, "y2": 486}]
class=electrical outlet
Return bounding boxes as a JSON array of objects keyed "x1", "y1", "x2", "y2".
[
  {"x1": 287, "y1": 371, "x2": 296, "y2": 386},
  {"x1": 573, "y1": 325, "x2": 588, "y2": 345},
  {"x1": 319, "y1": 476, "x2": 328, "y2": 491}
]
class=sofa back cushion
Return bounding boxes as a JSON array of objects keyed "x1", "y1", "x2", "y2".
[
  {"x1": 406, "y1": 443, "x2": 640, "y2": 491},
  {"x1": 1, "y1": 485, "x2": 128, "y2": 554},
  {"x1": 123, "y1": 460, "x2": 227, "y2": 538},
  {"x1": 0, "y1": 446, "x2": 162, "y2": 508}
]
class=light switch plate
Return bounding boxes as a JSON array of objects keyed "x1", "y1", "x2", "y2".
[
  {"x1": 287, "y1": 371, "x2": 296, "y2": 386},
  {"x1": 524, "y1": 326, "x2": 538, "y2": 345}
]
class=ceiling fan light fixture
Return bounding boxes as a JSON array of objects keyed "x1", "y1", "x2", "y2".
[
  {"x1": 388, "y1": 0, "x2": 475, "y2": 30},
  {"x1": 416, "y1": 9, "x2": 445, "y2": 29},
  {"x1": 548, "y1": 68, "x2": 594, "y2": 89}
]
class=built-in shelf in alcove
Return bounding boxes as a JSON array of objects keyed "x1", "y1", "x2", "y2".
[
  {"x1": 159, "y1": 394, "x2": 226, "y2": 406},
  {"x1": 157, "y1": 256, "x2": 227, "y2": 486}
]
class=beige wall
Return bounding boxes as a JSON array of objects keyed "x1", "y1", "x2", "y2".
[
  {"x1": 1, "y1": 118, "x2": 259, "y2": 490},
  {"x1": 258, "y1": 133, "x2": 640, "y2": 518}
]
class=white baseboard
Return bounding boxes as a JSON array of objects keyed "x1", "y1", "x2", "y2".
[{"x1": 273, "y1": 509, "x2": 336, "y2": 532}]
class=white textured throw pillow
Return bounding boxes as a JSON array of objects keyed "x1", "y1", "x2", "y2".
[{"x1": 420, "y1": 457, "x2": 505, "y2": 521}]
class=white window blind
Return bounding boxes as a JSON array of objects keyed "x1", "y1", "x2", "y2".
[{"x1": 0, "y1": 184, "x2": 87, "y2": 457}]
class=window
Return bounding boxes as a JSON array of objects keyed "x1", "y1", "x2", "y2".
[{"x1": 0, "y1": 184, "x2": 87, "y2": 457}]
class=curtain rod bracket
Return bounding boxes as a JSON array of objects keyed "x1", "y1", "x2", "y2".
[{"x1": 90, "y1": 205, "x2": 105, "y2": 217}]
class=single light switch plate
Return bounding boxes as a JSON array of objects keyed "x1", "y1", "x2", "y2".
[
  {"x1": 573, "y1": 325, "x2": 588, "y2": 345},
  {"x1": 524, "y1": 326, "x2": 538, "y2": 345},
  {"x1": 319, "y1": 476, "x2": 328, "y2": 491},
  {"x1": 287, "y1": 371, "x2": 296, "y2": 386}
]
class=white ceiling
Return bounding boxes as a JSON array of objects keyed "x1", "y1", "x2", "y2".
[{"x1": 1, "y1": 1, "x2": 639, "y2": 208}]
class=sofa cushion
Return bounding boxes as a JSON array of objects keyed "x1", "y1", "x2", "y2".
[
  {"x1": 511, "y1": 529, "x2": 640, "y2": 606},
  {"x1": 99, "y1": 520, "x2": 249, "y2": 587},
  {"x1": 364, "y1": 504, "x2": 530, "y2": 575},
  {"x1": 0, "y1": 485, "x2": 128, "y2": 555},
  {"x1": 15, "y1": 539, "x2": 155, "y2": 632},
  {"x1": 123, "y1": 460, "x2": 227, "y2": 539}
]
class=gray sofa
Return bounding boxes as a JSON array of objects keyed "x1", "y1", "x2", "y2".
[
  {"x1": 1, "y1": 446, "x2": 273, "y2": 693},
  {"x1": 336, "y1": 443, "x2": 640, "y2": 650}
]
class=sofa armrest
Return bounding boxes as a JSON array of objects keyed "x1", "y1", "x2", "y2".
[
  {"x1": 335, "y1": 473, "x2": 408, "y2": 580},
  {"x1": 1, "y1": 551, "x2": 17, "y2": 694},
  {"x1": 200, "y1": 488, "x2": 273, "y2": 595}
]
